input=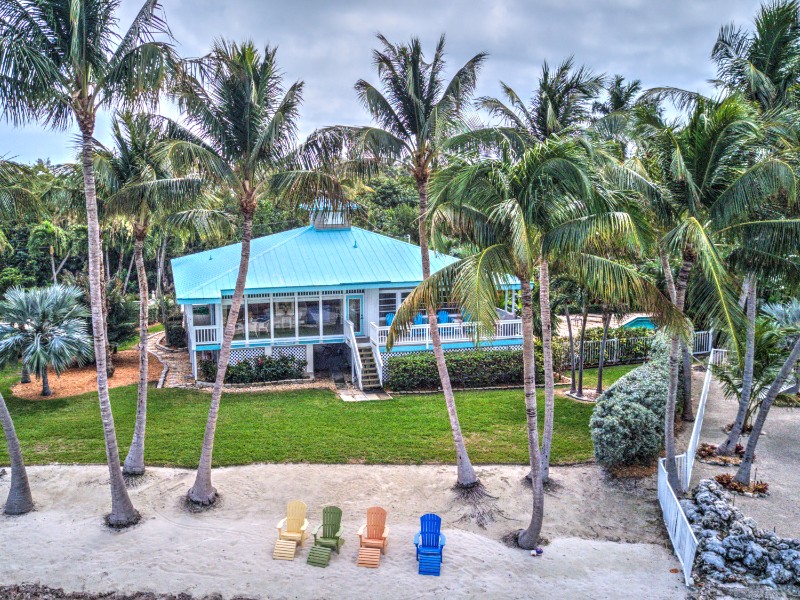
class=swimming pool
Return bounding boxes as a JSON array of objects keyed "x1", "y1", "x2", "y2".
[{"x1": 622, "y1": 316, "x2": 656, "y2": 330}]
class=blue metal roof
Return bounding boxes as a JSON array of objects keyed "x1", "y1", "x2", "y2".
[{"x1": 171, "y1": 225, "x2": 461, "y2": 303}]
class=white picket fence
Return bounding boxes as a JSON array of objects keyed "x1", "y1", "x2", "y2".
[{"x1": 657, "y1": 348, "x2": 724, "y2": 586}]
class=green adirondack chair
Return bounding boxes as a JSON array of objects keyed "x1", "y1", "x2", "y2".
[{"x1": 312, "y1": 506, "x2": 345, "y2": 554}]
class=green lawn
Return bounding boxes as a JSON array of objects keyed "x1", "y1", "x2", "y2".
[
  {"x1": 0, "y1": 363, "x2": 636, "y2": 468},
  {"x1": 118, "y1": 323, "x2": 165, "y2": 352}
]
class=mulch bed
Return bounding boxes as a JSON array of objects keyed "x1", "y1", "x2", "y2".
[{"x1": 10, "y1": 350, "x2": 162, "y2": 400}]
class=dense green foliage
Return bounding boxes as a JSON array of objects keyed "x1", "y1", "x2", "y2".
[
  {"x1": 590, "y1": 336, "x2": 671, "y2": 469},
  {"x1": 387, "y1": 346, "x2": 632, "y2": 391},
  {"x1": 198, "y1": 355, "x2": 306, "y2": 384},
  {"x1": 0, "y1": 365, "x2": 630, "y2": 465}
]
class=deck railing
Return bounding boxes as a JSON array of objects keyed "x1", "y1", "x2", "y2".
[
  {"x1": 194, "y1": 325, "x2": 220, "y2": 345},
  {"x1": 344, "y1": 319, "x2": 362, "y2": 389},
  {"x1": 692, "y1": 330, "x2": 713, "y2": 355},
  {"x1": 370, "y1": 319, "x2": 523, "y2": 348}
]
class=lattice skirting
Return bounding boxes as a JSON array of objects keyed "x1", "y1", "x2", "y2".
[
  {"x1": 273, "y1": 345, "x2": 306, "y2": 362},
  {"x1": 381, "y1": 345, "x2": 523, "y2": 383},
  {"x1": 229, "y1": 347, "x2": 267, "y2": 365}
]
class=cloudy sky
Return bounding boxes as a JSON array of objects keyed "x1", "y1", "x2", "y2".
[{"x1": 1, "y1": 0, "x2": 761, "y2": 164}]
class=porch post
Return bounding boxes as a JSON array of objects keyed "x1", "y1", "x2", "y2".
[
  {"x1": 294, "y1": 293, "x2": 299, "y2": 342},
  {"x1": 243, "y1": 296, "x2": 249, "y2": 345},
  {"x1": 269, "y1": 294, "x2": 274, "y2": 341}
]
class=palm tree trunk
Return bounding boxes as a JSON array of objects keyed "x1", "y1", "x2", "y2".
[
  {"x1": 665, "y1": 248, "x2": 694, "y2": 491},
  {"x1": 680, "y1": 341, "x2": 694, "y2": 421},
  {"x1": 20, "y1": 364, "x2": 30, "y2": 384},
  {"x1": 565, "y1": 306, "x2": 576, "y2": 394},
  {"x1": 734, "y1": 336, "x2": 800, "y2": 484},
  {"x1": 157, "y1": 235, "x2": 169, "y2": 327},
  {"x1": 50, "y1": 249, "x2": 57, "y2": 285},
  {"x1": 40, "y1": 369, "x2": 51, "y2": 397},
  {"x1": 123, "y1": 253, "x2": 135, "y2": 292},
  {"x1": 79, "y1": 126, "x2": 139, "y2": 527},
  {"x1": 54, "y1": 251, "x2": 70, "y2": 283},
  {"x1": 188, "y1": 211, "x2": 254, "y2": 505},
  {"x1": 99, "y1": 255, "x2": 115, "y2": 379},
  {"x1": 123, "y1": 232, "x2": 149, "y2": 476},
  {"x1": 718, "y1": 278, "x2": 757, "y2": 455},
  {"x1": 0, "y1": 391, "x2": 34, "y2": 515},
  {"x1": 577, "y1": 303, "x2": 589, "y2": 396},
  {"x1": 596, "y1": 309, "x2": 611, "y2": 394},
  {"x1": 516, "y1": 271, "x2": 544, "y2": 549},
  {"x1": 538, "y1": 260, "x2": 555, "y2": 482},
  {"x1": 417, "y1": 178, "x2": 477, "y2": 488}
]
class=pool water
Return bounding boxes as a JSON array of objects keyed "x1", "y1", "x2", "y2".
[{"x1": 622, "y1": 316, "x2": 656, "y2": 330}]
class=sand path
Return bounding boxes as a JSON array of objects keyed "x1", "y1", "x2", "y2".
[{"x1": 0, "y1": 463, "x2": 685, "y2": 599}]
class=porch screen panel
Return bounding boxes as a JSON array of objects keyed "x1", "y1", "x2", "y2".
[
  {"x1": 248, "y1": 300, "x2": 271, "y2": 340},
  {"x1": 192, "y1": 305, "x2": 213, "y2": 326},
  {"x1": 222, "y1": 303, "x2": 246, "y2": 341},
  {"x1": 273, "y1": 300, "x2": 295, "y2": 338},
  {"x1": 322, "y1": 298, "x2": 343, "y2": 335},
  {"x1": 298, "y1": 298, "x2": 320, "y2": 337}
]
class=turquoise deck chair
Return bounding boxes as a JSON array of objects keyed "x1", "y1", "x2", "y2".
[
  {"x1": 414, "y1": 513, "x2": 446, "y2": 575},
  {"x1": 385, "y1": 312, "x2": 395, "y2": 326},
  {"x1": 414, "y1": 313, "x2": 425, "y2": 325},
  {"x1": 437, "y1": 310, "x2": 449, "y2": 324}
]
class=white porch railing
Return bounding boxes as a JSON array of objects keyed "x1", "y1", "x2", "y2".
[
  {"x1": 370, "y1": 337, "x2": 384, "y2": 388},
  {"x1": 344, "y1": 319, "x2": 362, "y2": 389},
  {"x1": 370, "y1": 319, "x2": 523, "y2": 348},
  {"x1": 194, "y1": 325, "x2": 220, "y2": 345}
]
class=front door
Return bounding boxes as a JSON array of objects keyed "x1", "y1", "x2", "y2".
[{"x1": 346, "y1": 295, "x2": 364, "y2": 336}]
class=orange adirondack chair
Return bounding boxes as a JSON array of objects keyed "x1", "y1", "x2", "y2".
[
  {"x1": 358, "y1": 506, "x2": 389, "y2": 554},
  {"x1": 276, "y1": 500, "x2": 309, "y2": 547}
]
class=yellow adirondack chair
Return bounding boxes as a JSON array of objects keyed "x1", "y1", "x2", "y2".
[
  {"x1": 358, "y1": 506, "x2": 389, "y2": 554},
  {"x1": 276, "y1": 500, "x2": 309, "y2": 547}
]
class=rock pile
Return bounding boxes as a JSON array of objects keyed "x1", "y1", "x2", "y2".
[{"x1": 683, "y1": 479, "x2": 800, "y2": 589}]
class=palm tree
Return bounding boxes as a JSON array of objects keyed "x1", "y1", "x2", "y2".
[
  {"x1": 163, "y1": 40, "x2": 306, "y2": 506},
  {"x1": 0, "y1": 285, "x2": 93, "y2": 396},
  {"x1": 633, "y1": 94, "x2": 797, "y2": 488},
  {"x1": 96, "y1": 111, "x2": 207, "y2": 476},
  {"x1": 710, "y1": 0, "x2": 800, "y2": 455},
  {"x1": 326, "y1": 34, "x2": 487, "y2": 492},
  {"x1": 463, "y1": 58, "x2": 604, "y2": 482},
  {"x1": 391, "y1": 135, "x2": 683, "y2": 549},
  {"x1": 0, "y1": 0, "x2": 176, "y2": 527},
  {"x1": 0, "y1": 390, "x2": 33, "y2": 515}
]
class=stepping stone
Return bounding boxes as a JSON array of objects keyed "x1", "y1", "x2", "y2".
[
  {"x1": 357, "y1": 546, "x2": 381, "y2": 568},
  {"x1": 307, "y1": 545, "x2": 332, "y2": 568},
  {"x1": 273, "y1": 539, "x2": 297, "y2": 561}
]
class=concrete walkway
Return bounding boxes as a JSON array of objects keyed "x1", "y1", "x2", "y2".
[
  {"x1": 691, "y1": 375, "x2": 800, "y2": 539},
  {"x1": 146, "y1": 333, "x2": 195, "y2": 389}
]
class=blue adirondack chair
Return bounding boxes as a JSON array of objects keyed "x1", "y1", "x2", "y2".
[
  {"x1": 385, "y1": 312, "x2": 395, "y2": 326},
  {"x1": 414, "y1": 313, "x2": 425, "y2": 325},
  {"x1": 414, "y1": 513, "x2": 446, "y2": 576},
  {"x1": 436, "y1": 310, "x2": 449, "y2": 324}
]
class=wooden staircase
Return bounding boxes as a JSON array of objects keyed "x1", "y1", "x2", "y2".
[{"x1": 358, "y1": 345, "x2": 382, "y2": 390}]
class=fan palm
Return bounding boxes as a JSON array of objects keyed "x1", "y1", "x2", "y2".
[
  {"x1": 96, "y1": 111, "x2": 210, "y2": 476},
  {"x1": 391, "y1": 136, "x2": 685, "y2": 549},
  {"x1": 0, "y1": 0, "x2": 176, "y2": 527},
  {"x1": 162, "y1": 39, "x2": 314, "y2": 506},
  {"x1": 0, "y1": 285, "x2": 93, "y2": 396},
  {"x1": 323, "y1": 34, "x2": 487, "y2": 491}
]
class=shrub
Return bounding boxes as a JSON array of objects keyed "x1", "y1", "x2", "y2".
[
  {"x1": 387, "y1": 347, "x2": 533, "y2": 391},
  {"x1": 590, "y1": 334, "x2": 670, "y2": 469},
  {"x1": 164, "y1": 315, "x2": 187, "y2": 348},
  {"x1": 198, "y1": 354, "x2": 306, "y2": 384}
]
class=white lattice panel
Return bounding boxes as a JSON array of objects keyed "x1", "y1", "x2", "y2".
[
  {"x1": 230, "y1": 347, "x2": 267, "y2": 365},
  {"x1": 273, "y1": 345, "x2": 306, "y2": 362}
]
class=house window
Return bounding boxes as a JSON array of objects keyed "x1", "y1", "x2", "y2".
[
  {"x1": 222, "y1": 303, "x2": 246, "y2": 341},
  {"x1": 273, "y1": 301, "x2": 295, "y2": 338},
  {"x1": 378, "y1": 290, "x2": 412, "y2": 325},
  {"x1": 248, "y1": 300, "x2": 271, "y2": 340},
  {"x1": 298, "y1": 298, "x2": 320, "y2": 337},
  {"x1": 322, "y1": 298, "x2": 343, "y2": 335},
  {"x1": 192, "y1": 305, "x2": 214, "y2": 326}
]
